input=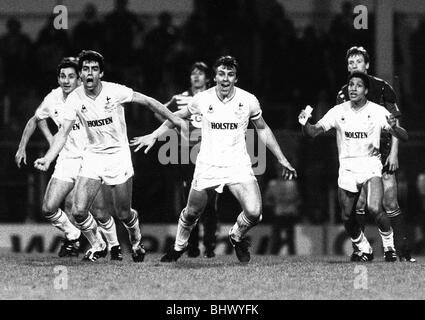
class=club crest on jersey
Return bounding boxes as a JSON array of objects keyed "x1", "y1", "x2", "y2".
[
  {"x1": 106, "y1": 96, "x2": 111, "y2": 104},
  {"x1": 207, "y1": 105, "x2": 214, "y2": 113},
  {"x1": 54, "y1": 109, "x2": 58, "y2": 117},
  {"x1": 235, "y1": 102, "x2": 245, "y2": 119},
  {"x1": 81, "y1": 105, "x2": 87, "y2": 113},
  {"x1": 341, "y1": 116, "x2": 345, "y2": 123}
]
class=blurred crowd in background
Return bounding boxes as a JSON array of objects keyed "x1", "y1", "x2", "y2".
[{"x1": 1, "y1": 0, "x2": 425, "y2": 248}]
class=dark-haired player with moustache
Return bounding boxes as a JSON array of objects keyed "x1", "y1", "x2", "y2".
[
  {"x1": 15, "y1": 57, "x2": 124, "y2": 260},
  {"x1": 152, "y1": 62, "x2": 218, "y2": 258},
  {"x1": 300, "y1": 72, "x2": 408, "y2": 262},
  {"x1": 131, "y1": 56, "x2": 297, "y2": 263},
  {"x1": 34, "y1": 50, "x2": 186, "y2": 262},
  {"x1": 336, "y1": 46, "x2": 415, "y2": 262}
]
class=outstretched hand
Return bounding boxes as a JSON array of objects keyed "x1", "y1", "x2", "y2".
[
  {"x1": 15, "y1": 148, "x2": 27, "y2": 168},
  {"x1": 281, "y1": 162, "x2": 297, "y2": 180},
  {"x1": 130, "y1": 134, "x2": 157, "y2": 153},
  {"x1": 386, "y1": 114, "x2": 397, "y2": 128}
]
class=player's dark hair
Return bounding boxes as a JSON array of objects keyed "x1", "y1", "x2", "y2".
[
  {"x1": 78, "y1": 50, "x2": 105, "y2": 72},
  {"x1": 346, "y1": 46, "x2": 370, "y2": 64},
  {"x1": 213, "y1": 56, "x2": 239, "y2": 74},
  {"x1": 348, "y1": 71, "x2": 370, "y2": 89},
  {"x1": 190, "y1": 61, "x2": 209, "y2": 75},
  {"x1": 56, "y1": 57, "x2": 79, "y2": 77}
]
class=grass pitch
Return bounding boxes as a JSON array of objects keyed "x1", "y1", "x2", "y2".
[{"x1": 0, "y1": 251, "x2": 424, "y2": 300}]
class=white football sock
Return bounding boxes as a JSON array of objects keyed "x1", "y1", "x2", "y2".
[
  {"x1": 351, "y1": 231, "x2": 372, "y2": 254},
  {"x1": 98, "y1": 216, "x2": 119, "y2": 250},
  {"x1": 174, "y1": 211, "x2": 198, "y2": 251},
  {"x1": 76, "y1": 213, "x2": 104, "y2": 249},
  {"x1": 379, "y1": 228, "x2": 395, "y2": 252},
  {"x1": 122, "y1": 209, "x2": 141, "y2": 249},
  {"x1": 45, "y1": 208, "x2": 80, "y2": 241}
]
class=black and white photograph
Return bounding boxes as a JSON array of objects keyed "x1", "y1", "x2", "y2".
[{"x1": 1, "y1": 0, "x2": 425, "y2": 311}]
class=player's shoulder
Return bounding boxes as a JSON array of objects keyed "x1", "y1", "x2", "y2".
[
  {"x1": 44, "y1": 87, "x2": 63, "y2": 102},
  {"x1": 369, "y1": 75, "x2": 394, "y2": 90},
  {"x1": 235, "y1": 86, "x2": 257, "y2": 100},
  {"x1": 367, "y1": 100, "x2": 388, "y2": 113},
  {"x1": 335, "y1": 100, "x2": 350, "y2": 109}
]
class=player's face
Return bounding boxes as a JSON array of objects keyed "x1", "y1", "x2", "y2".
[
  {"x1": 347, "y1": 54, "x2": 369, "y2": 74},
  {"x1": 214, "y1": 65, "x2": 237, "y2": 98},
  {"x1": 58, "y1": 67, "x2": 79, "y2": 94},
  {"x1": 190, "y1": 68, "x2": 207, "y2": 89},
  {"x1": 80, "y1": 60, "x2": 103, "y2": 91},
  {"x1": 348, "y1": 77, "x2": 368, "y2": 102}
]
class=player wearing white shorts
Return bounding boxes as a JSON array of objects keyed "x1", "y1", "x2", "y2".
[
  {"x1": 34, "y1": 50, "x2": 185, "y2": 262},
  {"x1": 298, "y1": 72, "x2": 408, "y2": 262},
  {"x1": 15, "y1": 58, "x2": 123, "y2": 260},
  {"x1": 131, "y1": 56, "x2": 297, "y2": 263}
]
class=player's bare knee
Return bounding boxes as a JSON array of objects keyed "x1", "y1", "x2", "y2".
[
  {"x1": 367, "y1": 204, "x2": 381, "y2": 217},
  {"x1": 184, "y1": 206, "x2": 202, "y2": 223},
  {"x1": 41, "y1": 201, "x2": 58, "y2": 216},
  {"x1": 72, "y1": 205, "x2": 89, "y2": 222},
  {"x1": 244, "y1": 205, "x2": 262, "y2": 222}
]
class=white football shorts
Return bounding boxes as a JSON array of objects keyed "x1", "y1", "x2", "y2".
[
  {"x1": 51, "y1": 157, "x2": 83, "y2": 183},
  {"x1": 191, "y1": 161, "x2": 256, "y2": 193},
  {"x1": 79, "y1": 148, "x2": 134, "y2": 185},
  {"x1": 338, "y1": 158, "x2": 383, "y2": 193}
]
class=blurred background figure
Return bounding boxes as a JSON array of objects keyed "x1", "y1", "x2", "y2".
[
  {"x1": 264, "y1": 161, "x2": 301, "y2": 255},
  {"x1": 72, "y1": 3, "x2": 103, "y2": 53}
]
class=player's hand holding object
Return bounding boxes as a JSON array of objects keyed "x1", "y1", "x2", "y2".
[{"x1": 298, "y1": 105, "x2": 313, "y2": 125}]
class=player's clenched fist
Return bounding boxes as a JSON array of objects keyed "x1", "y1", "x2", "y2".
[{"x1": 34, "y1": 157, "x2": 51, "y2": 171}]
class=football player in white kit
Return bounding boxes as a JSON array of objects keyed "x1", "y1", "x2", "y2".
[
  {"x1": 15, "y1": 58, "x2": 124, "y2": 260},
  {"x1": 34, "y1": 50, "x2": 185, "y2": 262},
  {"x1": 298, "y1": 72, "x2": 408, "y2": 262},
  {"x1": 131, "y1": 56, "x2": 297, "y2": 263}
]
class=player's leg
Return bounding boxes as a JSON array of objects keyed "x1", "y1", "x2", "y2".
[
  {"x1": 161, "y1": 187, "x2": 209, "y2": 262},
  {"x1": 338, "y1": 187, "x2": 373, "y2": 261},
  {"x1": 202, "y1": 191, "x2": 218, "y2": 258},
  {"x1": 227, "y1": 180, "x2": 262, "y2": 263},
  {"x1": 382, "y1": 172, "x2": 414, "y2": 261},
  {"x1": 110, "y1": 177, "x2": 145, "y2": 262},
  {"x1": 42, "y1": 178, "x2": 81, "y2": 256},
  {"x1": 364, "y1": 176, "x2": 396, "y2": 261},
  {"x1": 91, "y1": 184, "x2": 122, "y2": 260},
  {"x1": 72, "y1": 176, "x2": 107, "y2": 261},
  {"x1": 355, "y1": 186, "x2": 367, "y2": 231}
]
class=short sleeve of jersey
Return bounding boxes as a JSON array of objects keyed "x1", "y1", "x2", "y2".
[
  {"x1": 378, "y1": 107, "x2": 392, "y2": 131},
  {"x1": 62, "y1": 93, "x2": 78, "y2": 121},
  {"x1": 382, "y1": 82, "x2": 402, "y2": 118},
  {"x1": 111, "y1": 83, "x2": 134, "y2": 104},
  {"x1": 188, "y1": 95, "x2": 202, "y2": 115},
  {"x1": 35, "y1": 97, "x2": 52, "y2": 120},
  {"x1": 317, "y1": 106, "x2": 338, "y2": 132},
  {"x1": 249, "y1": 95, "x2": 262, "y2": 120}
]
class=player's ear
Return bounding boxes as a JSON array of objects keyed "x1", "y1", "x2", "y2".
[
  {"x1": 99, "y1": 71, "x2": 104, "y2": 79},
  {"x1": 365, "y1": 62, "x2": 369, "y2": 71},
  {"x1": 365, "y1": 87, "x2": 368, "y2": 95}
]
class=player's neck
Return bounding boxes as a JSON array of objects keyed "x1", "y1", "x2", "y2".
[
  {"x1": 351, "y1": 97, "x2": 368, "y2": 110},
  {"x1": 192, "y1": 86, "x2": 206, "y2": 95},
  {"x1": 84, "y1": 82, "x2": 103, "y2": 99},
  {"x1": 215, "y1": 86, "x2": 236, "y2": 102}
]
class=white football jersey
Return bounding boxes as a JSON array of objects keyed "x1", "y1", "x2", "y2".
[
  {"x1": 318, "y1": 100, "x2": 392, "y2": 172},
  {"x1": 35, "y1": 87, "x2": 87, "y2": 159},
  {"x1": 63, "y1": 81, "x2": 133, "y2": 154},
  {"x1": 188, "y1": 86, "x2": 262, "y2": 167}
]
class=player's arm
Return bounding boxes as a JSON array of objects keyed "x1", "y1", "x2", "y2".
[
  {"x1": 15, "y1": 114, "x2": 38, "y2": 168},
  {"x1": 34, "y1": 119, "x2": 75, "y2": 171},
  {"x1": 130, "y1": 107, "x2": 191, "y2": 153},
  {"x1": 37, "y1": 119, "x2": 54, "y2": 146},
  {"x1": 132, "y1": 92, "x2": 186, "y2": 130},
  {"x1": 252, "y1": 116, "x2": 297, "y2": 180},
  {"x1": 386, "y1": 114, "x2": 408, "y2": 142},
  {"x1": 154, "y1": 97, "x2": 174, "y2": 123},
  {"x1": 298, "y1": 107, "x2": 325, "y2": 138}
]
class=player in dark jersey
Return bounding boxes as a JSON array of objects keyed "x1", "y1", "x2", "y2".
[
  {"x1": 336, "y1": 46, "x2": 415, "y2": 262},
  {"x1": 154, "y1": 62, "x2": 218, "y2": 258}
]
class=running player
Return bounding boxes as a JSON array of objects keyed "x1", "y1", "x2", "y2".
[
  {"x1": 152, "y1": 61, "x2": 218, "y2": 258},
  {"x1": 131, "y1": 55, "x2": 297, "y2": 263},
  {"x1": 15, "y1": 57, "x2": 123, "y2": 260},
  {"x1": 299, "y1": 71, "x2": 408, "y2": 262},
  {"x1": 34, "y1": 50, "x2": 185, "y2": 262},
  {"x1": 336, "y1": 46, "x2": 415, "y2": 262}
]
